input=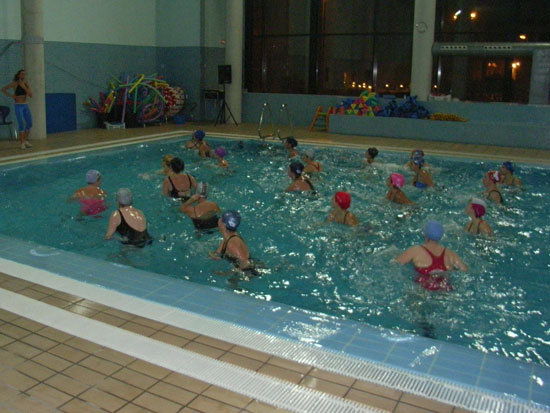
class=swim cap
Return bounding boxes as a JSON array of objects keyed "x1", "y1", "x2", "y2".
[
  {"x1": 197, "y1": 182, "x2": 208, "y2": 198},
  {"x1": 334, "y1": 192, "x2": 351, "y2": 209},
  {"x1": 289, "y1": 161, "x2": 304, "y2": 176},
  {"x1": 86, "y1": 170, "x2": 101, "y2": 184},
  {"x1": 412, "y1": 149, "x2": 424, "y2": 158},
  {"x1": 412, "y1": 155, "x2": 425, "y2": 166},
  {"x1": 486, "y1": 170, "x2": 501, "y2": 183},
  {"x1": 390, "y1": 173, "x2": 405, "y2": 188},
  {"x1": 116, "y1": 188, "x2": 133, "y2": 206},
  {"x1": 424, "y1": 220, "x2": 444, "y2": 241},
  {"x1": 303, "y1": 149, "x2": 315, "y2": 160},
  {"x1": 214, "y1": 147, "x2": 227, "y2": 158},
  {"x1": 193, "y1": 130, "x2": 205, "y2": 141},
  {"x1": 170, "y1": 157, "x2": 184, "y2": 173},
  {"x1": 502, "y1": 161, "x2": 514, "y2": 173},
  {"x1": 222, "y1": 210, "x2": 241, "y2": 231},
  {"x1": 470, "y1": 197, "x2": 486, "y2": 218},
  {"x1": 286, "y1": 137, "x2": 298, "y2": 148},
  {"x1": 367, "y1": 147, "x2": 379, "y2": 158}
]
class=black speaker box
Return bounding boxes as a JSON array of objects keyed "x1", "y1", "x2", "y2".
[{"x1": 218, "y1": 65, "x2": 232, "y2": 84}]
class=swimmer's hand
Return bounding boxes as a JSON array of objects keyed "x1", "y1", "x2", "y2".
[{"x1": 209, "y1": 251, "x2": 221, "y2": 260}]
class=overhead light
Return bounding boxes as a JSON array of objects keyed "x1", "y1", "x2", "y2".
[
  {"x1": 399, "y1": 84, "x2": 404, "y2": 88},
  {"x1": 433, "y1": 85, "x2": 438, "y2": 89},
  {"x1": 519, "y1": 34, "x2": 527, "y2": 40},
  {"x1": 470, "y1": 11, "x2": 477, "y2": 20},
  {"x1": 385, "y1": 84, "x2": 389, "y2": 88}
]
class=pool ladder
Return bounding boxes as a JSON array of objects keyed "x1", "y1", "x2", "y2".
[{"x1": 258, "y1": 103, "x2": 295, "y2": 141}]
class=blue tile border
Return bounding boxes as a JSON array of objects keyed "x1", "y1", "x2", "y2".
[{"x1": 0, "y1": 233, "x2": 549, "y2": 409}]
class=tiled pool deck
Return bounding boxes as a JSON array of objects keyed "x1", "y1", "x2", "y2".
[{"x1": 1, "y1": 123, "x2": 550, "y2": 412}]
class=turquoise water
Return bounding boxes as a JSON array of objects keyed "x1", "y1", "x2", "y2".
[{"x1": 1, "y1": 137, "x2": 549, "y2": 366}]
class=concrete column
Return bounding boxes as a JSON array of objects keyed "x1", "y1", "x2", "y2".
[
  {"x1": 21, "y1": 0, "x2": 46, "y2": 139},
  {"x1": 410, "y1": 0, "x2": 436, "y2": 101},
  {"x1": 225, "y1": 0, "x2": 243, "y2": 123}
]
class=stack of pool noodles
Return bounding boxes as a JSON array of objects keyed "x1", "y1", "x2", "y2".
[{"x1": 85, "y1": 74, "x2": 185, "y2": 127}]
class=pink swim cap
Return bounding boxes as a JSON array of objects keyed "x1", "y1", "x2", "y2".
[
  {"x1": 470, "y1": 197, "x2": 486, "y2": 218},
  {"x1": 214, "y1": 146, "x2": 227, "y2": 158},
  {"x1": 334, "y1": 192, "x2": 351, "y2": 209},
  {"x1": 390, "y1": 173, "x2": 405, "y2": 188}
]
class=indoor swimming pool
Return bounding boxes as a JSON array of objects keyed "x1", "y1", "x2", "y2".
[{"x1": 0, "y1": 135, "x2": 549, "y2": 371}]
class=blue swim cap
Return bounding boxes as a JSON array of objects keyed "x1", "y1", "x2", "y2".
[
  {"x1": 502, "y1": 161, "x2": 514, "y2": 173},
  {"x1": 424, "y1": 220, "x2": 444, "y2": 241},
  {"x1": 222, "y1": 210, "x2": 241, "y2": 231},
  {"x1": 194, "y1": 130, "x2": 205, "y2": 141}
]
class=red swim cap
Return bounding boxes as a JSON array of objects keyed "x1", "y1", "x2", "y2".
[
  {"x1": 486, "y1": 170, "x2": 501, "y2": 183},
  {"x1": 334, "y1": 192, "x2": 351, "y2": 209}
]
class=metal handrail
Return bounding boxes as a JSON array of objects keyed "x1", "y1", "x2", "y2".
[{"x1": 258, "y1": 102, "x2": 276, "y2": 140}]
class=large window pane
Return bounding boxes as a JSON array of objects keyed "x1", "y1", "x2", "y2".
[
  {"x1": 318, "y1": 35, "x2": 374, "y2": 95},
  {"x1": 374, "y1": 35, "x2": 412, "y2": 96},
  {"x1": 375, "y1": 0, "x2": 414, "y2": 33},
  {"x1": 257, "y1": 36, "x2": 309, "y2": 93},
  {"x1": 323, "y1": 1, "x2": 374, "y2": 34},
  {"x1": 261, "y1": 0, "x2": 311, "y2": 35}
]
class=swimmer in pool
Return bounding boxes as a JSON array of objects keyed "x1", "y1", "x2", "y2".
[
  {"x1": 209, "y1": 210, "x2": 252, "y2": 271},
  {"x1": 195, "y1": 130, "x2": 213, "y2": 158},
  {"x1": 302, "y1": 149, "x2": 322, "y2": 174},
  {"x1": 162, "y1": 157, "x2": 197, "y2": 201},
  {"x1": 214, "y1": 146, "x2": 230, "y2": 168},
  {"x1": 105, "y1": 188, "x2": 152, "y2": 247},
  {"x1": 410, "y1": 156, "x2": 434, "y2": 188},
  {"x1": 465, "y1": 197, "x2": 494, "y2": 236},
  {"x1": 70, "y1": 169, "x2": 107, "y2": 215},
  {"x1": 396, "y1": 220, "x2": 467, "y2": 291},
  {"x1": 184, "y1": 130, "x2": 202, "y2": 149},
  {"x1": 499, "y1": 161, "x2": 522, "y2": 187},
  {"x1": 180, "y1": 182, "x2": 221, "y2": 230},
  {"x1": 386, "y1": 173, "x2": 414, "y2": 204},
  {"x1": 363, "y1": 147, "x2": 379, "y2": 166},
  {"x1": 284, "y1": 137, "x2": 299, "y2": 158},
  {"x1": 406, "y1": 149, "x2": 425, "y2": 169},
  {"x1": 327, "y1": 192, "x2": 358, "y2": 226},
  {"x1": 483, "y1": 170, "x2": 503, "y2": 204},
  {"x1": 286, "y1": 161, "x2": 315, "y2": 192}
]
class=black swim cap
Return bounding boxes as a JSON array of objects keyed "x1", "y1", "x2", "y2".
[
  {"x1": 286, "y1": 137, "x2": 298, "y2": 148},
  {"x1": 170, "y1": 157, "x2": 184, "y2": 173},
  {"x1": 289, "y1": 161, "x2": 304, "y2": 176},
  {"x1": 368, "y1": 147, "x2": 379, "y2": 158}
]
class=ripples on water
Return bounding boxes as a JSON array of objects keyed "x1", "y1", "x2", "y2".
[{"x1": 0, "y1": 138, "x2": 549, "y2": 366}]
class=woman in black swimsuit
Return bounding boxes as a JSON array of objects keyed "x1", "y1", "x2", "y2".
[
  {"x1": 482, "y1": 171, "x2": 503, "y2": 204},
  {"x1": 327, "y1": 192, "x2": 359, "y2": 226},
  {"x1": 209, "y1": 210, "x2": 253, "y2": 271},
  {"x1": 104, "y1": 188, "x2": 152, "y2": 247},
  {"x1": 286, "y1": 161, "x2": 315, "y2": 192},
  {"x1": 180, "y1": 182, "x2": 221, "y2": 230},
  {"x1": 162, "y1": 157, "x2": 197, "y2": 201}
]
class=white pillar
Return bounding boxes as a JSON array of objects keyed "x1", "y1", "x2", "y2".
[
  {"x1": 225, "y1": 0, "x2": 243, "y2": 123},
  {"x1": 21, "y1": 0, "x2": 46, "y2": 139},
  {"x1": 410, "y1": 0, "x2": 436, "y2": 101}
]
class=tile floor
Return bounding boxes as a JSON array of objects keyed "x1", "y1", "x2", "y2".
[{"x1": 0, "y1": 271, "x2": 470, "y2": 413}]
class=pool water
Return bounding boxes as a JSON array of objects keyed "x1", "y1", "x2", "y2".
[{"x1": 1, "y1": 137, "x2": 549, "y2": 366}]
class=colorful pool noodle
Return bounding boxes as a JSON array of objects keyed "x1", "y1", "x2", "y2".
[{"x1": 121, "y1": 75, "x2": 129, "y2": 124}]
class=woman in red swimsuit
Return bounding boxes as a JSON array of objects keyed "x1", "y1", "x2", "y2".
[{"x1": 395, "y1": 220, "x2": 468, "y2": 291}]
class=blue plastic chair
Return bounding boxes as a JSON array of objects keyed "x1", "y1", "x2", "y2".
[{"x1": 0, "y1": 106, "x2": 18, "y2": 140}]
